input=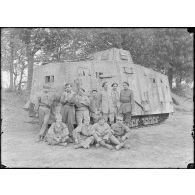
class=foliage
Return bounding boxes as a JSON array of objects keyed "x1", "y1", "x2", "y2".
[{"x1": 1, "y1": 28, "x2": 193, "y2": 91}]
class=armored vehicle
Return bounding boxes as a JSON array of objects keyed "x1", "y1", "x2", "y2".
[{"x1": 29, "y1": 48, "x2": 174, "y2": 128}]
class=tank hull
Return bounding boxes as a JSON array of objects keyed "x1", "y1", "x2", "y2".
[{"x1": 29, "y1": 48, "x2": 174, "y2": 126}]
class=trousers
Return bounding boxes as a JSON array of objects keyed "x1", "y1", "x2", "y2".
[
  {"x1": 76, "y1": 110, "x2": 90, "y2": 125},
  {"x1": 38, "y1": 106, "x2": 50, "y2": 137}
]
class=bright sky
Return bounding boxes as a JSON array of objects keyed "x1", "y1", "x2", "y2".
[
  {"x1": 1, "y1": 71, "x2": 10, "y2": 88},
  {"x1": 1, "y1": 70, "x2": 28, "y2": 88}
]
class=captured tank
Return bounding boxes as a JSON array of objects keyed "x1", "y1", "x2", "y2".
[{"x1": 28, "y1": 48, "x2": 174, "y2": 128}]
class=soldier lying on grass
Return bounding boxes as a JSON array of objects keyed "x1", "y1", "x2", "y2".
[
  {"x1": 92, "y1": 116, "x2": 125, "y2": 150},
  {"x1": 45, "y1": 114, "x2": 69, "y2": 146}
]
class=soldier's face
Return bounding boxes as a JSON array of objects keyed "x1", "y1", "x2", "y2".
[
  {"x1": 123, "y1": 83, "x2": 129, "y2": 90},
  {"x1": 66, "y1": 85, "x2": 71, "y2": 92},
  {"x1": 103, "y1": 83, "x2": 108, "y2": 90},
  {"x1": 113, "y1": 84, "x2": 118, "y2": 90},
  {"x1": 98, "y1": 118, "x2": 105, "y2": 125}
]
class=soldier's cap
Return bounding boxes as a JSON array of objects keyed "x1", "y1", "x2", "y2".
[
  {"x1": 92, "y1": 89, "x2": 97, "y2": 92},
  {"x1": 123, "y1": 81, "x2": 129, "y2": 86},
  {"x1": 102, "y1": 82, "x2": 107, "y2": 88},
  {"x1": 65, "y1": 83, "x2": 72, "y2": 87},
  {"x1": 111, "y1": 82, "x2": 118, "y2": 87}
]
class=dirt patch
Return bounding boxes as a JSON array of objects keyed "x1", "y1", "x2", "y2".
[{"x1": 1, "y1": 91, "x2": 194, "y2": 168}]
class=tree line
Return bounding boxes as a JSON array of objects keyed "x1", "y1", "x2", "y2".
[{"x1": 1, "y1": 28, "x2": 193, "y2": 92}]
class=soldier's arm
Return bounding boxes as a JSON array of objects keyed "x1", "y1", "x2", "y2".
[
  {"x1": 91, "y1": 125, "x2": 101, "y2": 142},
  {"x1": 130, "y1": 90, "x2": 135, "y2": 111},
  {"x1": 62, "y1": 123, "x2": 69, "y2": 137},
  {"x1": 99, "y1": 93, "x2": 102, "y2": 112},
  {"x1": 69, "y1": 93, "x2": 76, "y2": 104},
  {"x1": 121, "y1": 123, "x2": 131, "y2": 140},
  {"x1": 85, "y1": 96, "x2": 90, "y2": 106},
  {"x1": 72, "y1": 125, "x2": 82, "y2": 143},
  {"x1": 47, "y1": 123, "x2": 56, "y2": 135},
  {"x1": 119, "y1": 90, "x2": 122, "y2": 102},
  {"x1": 60, "y1": 93, "x2": 67, "y2": 104},
  {"x1": 34, "y1": 96, "x2": 41, "y2": 111}
]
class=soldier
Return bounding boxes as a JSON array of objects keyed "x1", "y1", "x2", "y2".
[
  {"x1": 75, "y1": 88, "x2": 90, "y2": 125},
  {"x1": 100, "y1": 82, "x2": 115, "y2": 125},
  {"x1": 72, "y1": 120, "x2": 95, "y2": 149},
  {"x1": 60, "y1": 83, "x2": 76, "y2": 137},
  {"x1": 34, "y1": 84, "x2": 56, "y2": 141},
  {"x1": 111, "y1": 82, "x2": 120, "y2": 122},
  {"x1": 119, "y1": 82, "x2": 135, "y2": 124},
  {"x1": 89, "y1": 89, "x2": 101, "y2": 124},
  {"x1": 92, "y1": 116, "x2": 125, "y2": 150},
  {"x1": 111, "y1": 115, "x2": 131, "y2": 149},
  {"x1": 45, "y1": 114, "x2": 69, "y2": 146}
]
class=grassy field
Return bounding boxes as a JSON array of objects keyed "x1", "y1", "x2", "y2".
[{"x1": 1, "y1": 90, "x2": 194, "y2": 168}]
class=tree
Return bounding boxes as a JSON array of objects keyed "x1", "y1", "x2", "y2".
[
  {"x1": 1, "y1": 28, "x2": 19, "y2": 90},
  {"x1": 153, "y1": 28, "x2": 193, "y2": 89},
  {"x1": 19, "y1": 28, "x2": 50, "y2": 91}
]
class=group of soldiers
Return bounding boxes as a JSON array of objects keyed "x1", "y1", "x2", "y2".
[{"x1": 32, "y1": 81, "x2": 135, "y2": 150}]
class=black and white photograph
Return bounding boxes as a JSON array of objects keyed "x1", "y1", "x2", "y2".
[{"x1": 1, "y1": 28, "x2": 194, "y2": 168}]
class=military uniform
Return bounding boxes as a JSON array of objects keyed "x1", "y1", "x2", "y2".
[
  {"x1": 60, "y1": 90, "x2": 76, "y2": 135},
  {"x1": 111, "y1": 121, "x2": 131, "y2": 142},
  {"x1": 73, "y1": 124, "x2": 95, "y2": 149},
  {"x1": 119, "y1": 89, "x2": 134, "y2": 123},
  {"x1": 45, "y1": 121, "x2": 69, "y2": 145},
  {"x1": 89, "y1": 94, "x2": 101, "y2": 123},
  {"x1": 111, "y1": 89, "x2": 120, "y2": 118},
  {"x1": 75, "y1": 94, "x2": 90, "y2": 125},
  {"x1": 100, "y1": 90, "x2": 115, "y2": 124},
  {"x1": 92, "y1": 122, "x2": 113, "y2": 142},
  {"x1": 35, "y1": 87, "x2": 56, "y2": 138}
]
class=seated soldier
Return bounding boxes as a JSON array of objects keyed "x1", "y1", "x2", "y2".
[
  {"x1": 45, "y1": 114, "x2": 69, "y2": 146},
  {"x1": 72, "y1": 121, "x2": 95, "y2": 149},
  {"x1": 92, "y1": 116, "x2": 125, "y2": 150},
  {"x1": 111, "y1": 115, "x2": 131, "y2": 149}
]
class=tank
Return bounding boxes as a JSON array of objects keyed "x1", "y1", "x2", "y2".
[{"x1": 29, "y1": 48, "x2": 174, "y2": 128}]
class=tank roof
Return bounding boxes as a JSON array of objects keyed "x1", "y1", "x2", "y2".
[
  {"x1": 89, "y1": 48, "x2": 134, "y2": 63},
  {"x1": 40, "y1": 48, "x2": 134, "y2": 66}
]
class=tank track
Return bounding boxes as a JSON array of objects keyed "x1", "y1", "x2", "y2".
[{"x1": 126, "y1": 113, "x2": 169, "y2": 129}]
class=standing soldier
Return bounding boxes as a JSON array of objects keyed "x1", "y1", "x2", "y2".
[
  {"x1": 119, "y1": 82, "x2": 135, "y2": 124},
  {"x1": 89, "y1": 89, "x2": 101, "y2": 124},
  {"x1": 34, "y1": 84, "x2": 55, "y2": 141},
  {"x1": 100, "y1": 82, "x2": 115, "y2": 125},
  {"x1": 75, "y1": 88, "x2": 90, "y2": 125},
  {"x1": 111, "y1": 82, "x2": 120, "y2": 122},
  {"x1": 60, "y1": 83, "x2": 76, "y2": 137}
]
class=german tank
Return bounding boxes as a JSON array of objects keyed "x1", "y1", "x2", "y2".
[{"x1": 29, "y1": 48, "x2": 174, "y2": 128}]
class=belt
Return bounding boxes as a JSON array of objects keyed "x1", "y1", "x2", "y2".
[
  {"x1": 121, "y1": 101, "x2": 130, "y2": 103},
  {"x1": 39, "y1": 104, "x2": 50, "y2": 108},
  {"x1": 63, "y1": 102, "x2": 75, "y2": 106}
]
